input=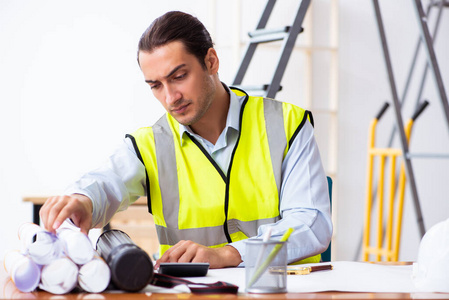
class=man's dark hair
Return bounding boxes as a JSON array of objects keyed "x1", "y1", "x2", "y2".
[{"x1": 138, "y1": 11, "x2": 214, "y2": 69}]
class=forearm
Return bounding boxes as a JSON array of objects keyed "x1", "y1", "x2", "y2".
[
  {"x1": 230, "y1": 209, "x2": 332, "y2": 265},
  {"x1": 273, "y1": 209, "x2": 332, "y2": 263},
  {"x1": 64, "y1": 138, "x2": 146, "y2": 228},
  {"x1": 65, "y1": 175, "x2": 126, "y2": 228}
]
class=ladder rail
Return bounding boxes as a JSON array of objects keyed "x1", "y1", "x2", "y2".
[
  {"x1": 372, "y1": 0, "x2": 426, "y2": 238},
  {"x1": 233, "y1": 0, "x2": 277, "y2": 85},
  {"x1": 386, "y1": 2, "x2": 433, "y2": 146},
  {"x1": 266, "y1": 0, "x2": 311, "y2": 98},
  {"x1": 387, "y1": 1, "x2": 446, "y2": 147},
  {"x1": 233, "y1": 0, "x2": 311, "y2": 99},
  {"x1": 411, "y1": 0, "x2": 449, "y2": 133}
]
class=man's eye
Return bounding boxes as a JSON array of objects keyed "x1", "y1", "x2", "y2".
[
  {"x1": 175, "y1": 73, "x2": 186, "y2": 80},
  {"x1": 150, "y1": 84, "x2": 160, "y2": 90}
]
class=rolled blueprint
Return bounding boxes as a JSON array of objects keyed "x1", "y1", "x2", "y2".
[
  {"x1": 18, "y1": 222, "x2": 45, "y2": 250},
  {"x1": 57, "y1": 228, "x2": 94, "y2": 265},
  {"x1": 39, "y1": 257, "x2": 79, "y2": 294},
  {"x1": 96, "y1": 229, "x2": 153, "y2": 292},
  {"x1": 1, "y1": 278, "x2": 37, "y2": 299},
  {"x1": 18, "y1": 222, "x2": 63, "y2": 265},
  {"x1": 78, "y1": 255, "x2": 111, "y2": 293},
  {"x1": 3, "y1": 250, "x2": 41, "y2": 292}
]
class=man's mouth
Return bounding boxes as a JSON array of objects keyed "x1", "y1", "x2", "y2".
[{"x1": 172, "y1": 103, "x2": 190, "y2": 114}]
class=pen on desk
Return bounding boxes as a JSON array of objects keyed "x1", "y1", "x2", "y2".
[
  {"x1": 287, "y1": 264, "x2": 333, "y2": 275},
  {"x1": 253, "y1": 228, "x2": 272, "y2": 270}
]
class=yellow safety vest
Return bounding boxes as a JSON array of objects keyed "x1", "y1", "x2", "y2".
[{"x1": 127, "y1": 88, "x2": 320, "y2": 263}]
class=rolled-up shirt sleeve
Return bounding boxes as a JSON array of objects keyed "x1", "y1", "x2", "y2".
[
  {"x1": 230, "y1": 121, "x2": 333, "y2": 265},
  {"x1": 64, "y1": 138, "x2": 146, "y2": 228}
]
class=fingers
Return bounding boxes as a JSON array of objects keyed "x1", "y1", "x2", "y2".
[
  {"x1": 77, "y1": 216, "x2": 91, "y2": 235},
  {"x1": 155, "y1": 240, "x2": 221, "y2": 269},
  {"x1": 39, "y1": 195, "x2": 92, "y2": 234},
  {"x1": 40, "y1": 196, "x2": 66, "y2": 232},
  {"x1": 65, "y1": 195, "x2": 93, "y2": 234},
  {"x1": 155, "y1": 242, "x2": 242, "y2": 269},
  {"x1": 155, "y1": 240, "x2": 195, "y2": 268},
  {"x1": 176, "y1": 242, "x2": 199, "y2": 263}
]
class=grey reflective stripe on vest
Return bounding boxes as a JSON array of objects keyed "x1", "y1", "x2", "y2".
[
  {"x1": 153, "y1": 99, "x2": 284, "y2": 247},
  {"x1": 153, "y1": 116, "x2": 180, "y2": 232},
  {"x1": 155, "y1": 224, "x2": 228, "y2": 246},
  {"x1": 156, "y1": 217, "x2": 279, "y2": 246},
  {"x1": 226, "y1": 217, "x2": 280, "y2": 238},
  {"x1": 263, "y1": 98, "x2": 286, "y2": 192}
]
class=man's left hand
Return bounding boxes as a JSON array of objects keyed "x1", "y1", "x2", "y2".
[{"x1": 154, "y1": 240, "x2": 242, "y2": 269}]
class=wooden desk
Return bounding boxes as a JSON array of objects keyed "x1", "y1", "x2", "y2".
[
  {"x1": 3, "y1": 290, "x2": 448, "y2": 300},
  {"x1": 1, "y1": 278, "x2": 447, "y2": 299},
  {"x1": 2, "y1": 261, "x2": 448, "y2": 299}
]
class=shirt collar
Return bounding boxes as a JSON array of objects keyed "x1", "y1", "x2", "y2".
[{"x1": 178, "y1": 84, "x2": 241, "y2": 145}]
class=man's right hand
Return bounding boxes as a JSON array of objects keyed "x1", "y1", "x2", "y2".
[{"x1": 39, "y1": 194, "x2": 93, "y2": 234}]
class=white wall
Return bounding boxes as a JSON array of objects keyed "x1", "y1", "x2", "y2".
[
  {"x1": 1, "y1": 0, "x2": 448, "y2": 262},
  {"x1": 0, "y1": 0, "x2": 220, "y2": 256}
]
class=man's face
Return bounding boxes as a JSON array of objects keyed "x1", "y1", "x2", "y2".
[{"x1": 138, "y1": 41, "x2": 216, "y2": 126}]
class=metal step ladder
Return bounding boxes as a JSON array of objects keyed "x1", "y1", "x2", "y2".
[
  {"x1": 386, "y1": 0, "x2": 449, "y2": 147},
  {"x1": 372, "y1": 0, "x2": 449, "y2": 239},
  {"x1": 232, "y1": 0, "x2": 311, "y2": 98}
]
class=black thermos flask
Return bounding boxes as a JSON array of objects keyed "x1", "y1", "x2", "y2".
[{"x1": 96, "y1": 229, "x2": 154, "y2": 292}]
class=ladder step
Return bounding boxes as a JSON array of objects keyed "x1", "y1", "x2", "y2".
[
  {"x1": 430, "y1": 0, "x2": 449, "y2": 7},
  {"x1": 232, "y1": 0, "x2": 311, "y2": 99},
  {"x1": 248, "y1": 26, "x2": 303, "y2": 44},
  {"x1": 248, "y1": 26, "x2": 290, "y2": 37},
  {"x1": 405, "y1": 152, "x2": 449, "y2": 159}
]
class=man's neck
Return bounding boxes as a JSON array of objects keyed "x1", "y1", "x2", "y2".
[{"x1": 189, "y1": 82, "x2": 230, "y2": 145}]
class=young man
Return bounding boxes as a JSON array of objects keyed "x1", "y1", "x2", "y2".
[{"x1": 40, "y1": 11, "x2": 332, "y2": 268}]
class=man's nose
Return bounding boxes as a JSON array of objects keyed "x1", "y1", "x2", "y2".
[{"x1": 165, "y1": 86, "x2": 182, "y2": 106}]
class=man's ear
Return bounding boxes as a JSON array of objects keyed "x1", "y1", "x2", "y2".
[{"x1": 205, "y1": 48, "x2": 219, "y2": 74}]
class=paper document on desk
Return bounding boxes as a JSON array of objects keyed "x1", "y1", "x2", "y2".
[
  {"x1": 285, "y1": 261, "x2": 415, "y2": 293},
  {"x1": 142, "y1": 261, "x2": 443, "y2": 294}
]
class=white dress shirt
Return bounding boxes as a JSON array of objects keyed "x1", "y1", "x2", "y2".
[{"x1": 65, "y1": 88, "x2": 333, "y2": 264}]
